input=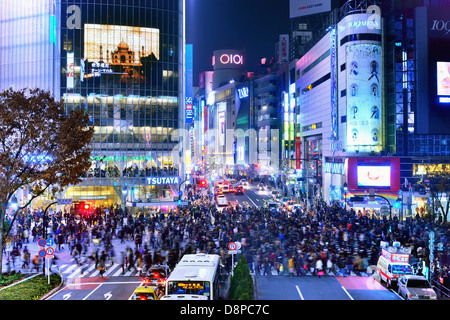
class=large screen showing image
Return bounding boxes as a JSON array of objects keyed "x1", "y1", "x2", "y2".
[
  {"x1": 357, "y1": 165, "x2": 391, "y2": 188},
  {"x1": 437, "y1": 61, "x2": 450, "y2": 97},
  {"x1": 84, "y1": 24, "x2": 160, "y2": 84},
  {"x1": 346, "y1": 44, "x2": 382, "y2": 151}
]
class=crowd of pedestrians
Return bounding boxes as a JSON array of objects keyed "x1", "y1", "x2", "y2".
[{"x1": 2, "y1": 183, "x2": 449, "y2": 294}]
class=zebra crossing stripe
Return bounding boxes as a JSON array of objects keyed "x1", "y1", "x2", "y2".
[
  {"x1": 67, "y1": 267, "x2": 82, "y2": 278},
  {"x1": 103, "y1": 264, "x2": 120, "y2": 276},
  {"x1": 112, "y1": 266, "x2": 125, "y2": 277},
  {"x1": 63, "y1": 264, "x2": 78, "y2": 274}
]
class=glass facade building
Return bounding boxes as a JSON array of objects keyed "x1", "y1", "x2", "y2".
[{"x1": 0, "y1": 0, "x2": 185, "y2": 210}]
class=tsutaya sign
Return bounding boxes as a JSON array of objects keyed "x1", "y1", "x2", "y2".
[{"x1": 146, "y1": 176, "x2": 180, "y2": 185}]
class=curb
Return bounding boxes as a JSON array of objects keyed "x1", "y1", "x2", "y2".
[{"x1": 39, "y1": 273, "x2": 65, "y2": 300}]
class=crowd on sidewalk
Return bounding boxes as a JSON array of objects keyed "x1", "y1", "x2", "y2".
[{"x1": 2, "y1": 184, "x2": 449, "y2": 293}]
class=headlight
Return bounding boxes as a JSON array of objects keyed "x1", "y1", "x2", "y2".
[
  {"x1": 430, "y1": 295, "x2": 437, "y2": 300},
  {"x1": 409, "y1": 293, "x2": 418, "y2": 299}
]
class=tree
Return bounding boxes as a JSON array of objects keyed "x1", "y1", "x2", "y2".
[
  {"x1": 420, "y1": 164, "x2": 450, "y2": 224},
  {"x1": 0, "y1": 88, "x2": 95, "y2": 272}
]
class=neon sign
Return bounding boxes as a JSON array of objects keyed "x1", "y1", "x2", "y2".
[
  {"x1": 146, "y1": 177, "x2": 180, "y2": 185},
  {"x1": 381, "y1": 249, "x2": 410, "y2": 263},
  {"x1": 219, "y1": 54, "x2": 243, "y2": 65},
  {"x1": 237, "y1": 87, "x2": 249, "y2": 99},
  {"x1": 348, "y1": 19, "x2": 380, "y2": 30}
]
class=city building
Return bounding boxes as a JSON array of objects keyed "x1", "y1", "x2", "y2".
[
  {"x1": 0, "y1": 0, "x2": 186, "y2": 212},
  {"x1": 383, "y1": 0, "x2": 450, "y2": 217}
]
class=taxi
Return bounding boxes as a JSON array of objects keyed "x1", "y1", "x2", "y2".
[
  {"x1": 144, "y1": 265, "x2": 170, "y2": 289},
  {"x1": 130, "y1": 284, "x2": 164, "y2": 300}
]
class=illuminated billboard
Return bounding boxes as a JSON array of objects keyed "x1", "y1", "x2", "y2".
[
  {"x1": 437, "y1": 61, "x2": 450, "y2": 97},
  {"x1": 357, "y1": 165, "x2": 391, "y2": 188},
  {"x1": 346, "y1": 44, "x2": 382, "y2": 152},
  {"x1": 84, "y1": 24, "x2": 159, "y2": 83},
  {"x1": 347, "y1": 157, "x2": 400, "y2": 192}
]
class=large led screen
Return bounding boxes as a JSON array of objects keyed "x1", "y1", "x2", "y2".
[
  {"x1": 84, "y1": 24, "x2": 160, "y2": 83},
  {"x1": 347, "y1": 157, "x2": 400, "y2": 192},
  {"x1": 437, "y1": 61, "x2": 450, "y2": 97},
  {"x1": 357, "y1": 165, "x2": 391, "y2": 188},
  {"x1": 346, "y1": 44, "x2": 382, "y2": 152}
]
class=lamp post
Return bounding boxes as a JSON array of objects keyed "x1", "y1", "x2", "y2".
[
  {"x1": 343, "y1": 183, "x2": 348, "y2": 213},
  {"x1": 122, "y1": 184, "x2": 128, "y2": 213},
  {"x1": 396, "y1": 195, "x2": 403, "y2": 221},
  {"x1": 42, "y1": 200, "x2": 57, "y2": 277}
]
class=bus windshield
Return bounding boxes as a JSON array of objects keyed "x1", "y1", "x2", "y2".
[{"x1": 168, "y1": 281, "x2": 211, "y2": 298}]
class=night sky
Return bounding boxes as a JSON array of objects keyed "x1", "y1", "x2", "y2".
[{"x1": 186, "y1": 0, "x2": 291, "y2": 85}]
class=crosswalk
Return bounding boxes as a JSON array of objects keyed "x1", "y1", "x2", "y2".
[
  {"x1": 52, "y1": 263, "x2": 144, "y2": 279},
  {"x1": 250, "y1": 268, "x2": 370, "y2": 277}
]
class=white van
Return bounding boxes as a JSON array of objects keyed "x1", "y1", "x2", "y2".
[{"x1": 377, "y1": 247, "x2": 413, "y2": 288}]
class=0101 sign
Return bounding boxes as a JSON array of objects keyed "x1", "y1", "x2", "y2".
[{"x1": 220, "y1": 54, "x2": 243, "y2": 65}]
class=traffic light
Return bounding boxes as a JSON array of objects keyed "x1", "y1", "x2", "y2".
[
  {"x1": 84, "y1": 203, "x2": 91, "y2": 211},
  {"x1": 200, "y1": 180, "x2": 206, "y2": 186},
  {"x1": 177, "y1": 199, "x2": 182, "y2": 206}
]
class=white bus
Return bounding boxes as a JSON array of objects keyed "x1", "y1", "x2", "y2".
[{"x1": 165, "y1": 253, "x2": 222, "y2": 300}]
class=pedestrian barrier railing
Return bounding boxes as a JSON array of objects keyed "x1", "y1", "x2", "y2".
[{"x1": 431, "y1": 279, "x2": 450, "y2": 300}]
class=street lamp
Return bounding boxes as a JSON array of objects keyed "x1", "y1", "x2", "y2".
[
  {"x1": 343, "y1": 183, "x2": 348, "y2": 212},
  {"x1": 395, "y1": 195, "x2": 403, "y2": 221},
  {"x1": 122, "y1": 184, "x2": 128, "y2": 213},
  {"x1": 42, "y1": 200, "x2": 57, "y2": 277}
]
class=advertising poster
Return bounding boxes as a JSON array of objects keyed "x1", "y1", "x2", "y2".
[
  {"x1": 84, "y1": 24, "x2": 160, "y2": 84},
  {"x1": 437, "y1": 61, "x2": 450, "y2": 96},
  {"x1": 346, "y1": 44, "x2": 382, "y2": 151},
  {"x1": 67, "y1": 52, "x2": 74, "y2": 89}
]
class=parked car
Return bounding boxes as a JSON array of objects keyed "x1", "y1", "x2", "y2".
[{"x1": 397, "y1": 275, "x2": 438, "y2": 300}]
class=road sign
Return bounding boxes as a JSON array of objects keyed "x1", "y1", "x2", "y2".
[
  {"x1": 46, "y1": 238, "x2": 54, "y2": 247},
  {"x1": 38, "y1": 239, "x2": 46, "y2": 247},
  {"x1": 38, "y1": 249, "x2": 46, "y2": 258},
  {"x1": 380, "y1": 206, "x2": 389, "y2": 215},
  {"x1": 46, "y1": 247, "x2": 54, "y2": 256},
  {"x1": 228, "y1": 242, "x2": 237, "y2": 251},
  {"x1": 228, "y1": 250, "x2": 241, "y2": 254}
]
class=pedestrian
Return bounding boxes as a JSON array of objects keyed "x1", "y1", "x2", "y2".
[
  {"x1": 121, "y1": 251, "x2": 127, "y2": 274},
  {"x1": 315, "y1": 258, "x2": 323, "y2": 278},
  {"x1": 98, "y1": 250, "x2": 107, "y2": 278},
  {"x1": 32, "y1": 255, "x2": 40, "y2": 272}
]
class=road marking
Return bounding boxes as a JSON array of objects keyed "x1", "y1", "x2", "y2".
[
  {"x1": 104, "y1": 291, "x2": 113, "y2": 300},
  {"x1": 244, "y1": 193, "x2": 258, "y2": 207},
  {"x1": 341, "y1": 286, "x2": 354, "y2": 300},
  {"x1": 63, "y1": 264, "x2": 78, "y2": 274},
  {"x1": 103, "y1": 264, "x2": 120, "y2": 276},
  {"x1": 112, "y1": 267, "x2": 125, "y2": 277},
  {"x1": 295, "y1": 285, "x2": 305, "y2": 300},
  {"x1": 82, "y1": 283, "x2": 103, "y2": 300}
]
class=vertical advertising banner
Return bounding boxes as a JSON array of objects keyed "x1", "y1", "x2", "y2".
[
  {"x1": 330, "y1": 27, "x2": 338, "y2": 140},
  {"x1": 279, "y1": 34, "x2": 289, "y2": 64},
  {"x1": 346, "y1": 44, "x2": 382, "y2": 151},
  {"x1": 217, "y1": 102, "x2": 226, "y2": 146},
  {"x1": 185, "y1": 44, "x2": 194, "y2": 124},
  {"x1": 295, "y1": 137, "x2": 302, "y2": 169},
  {"x1": 67, "y1": 52, "x2": 74, "y2": 89}
]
